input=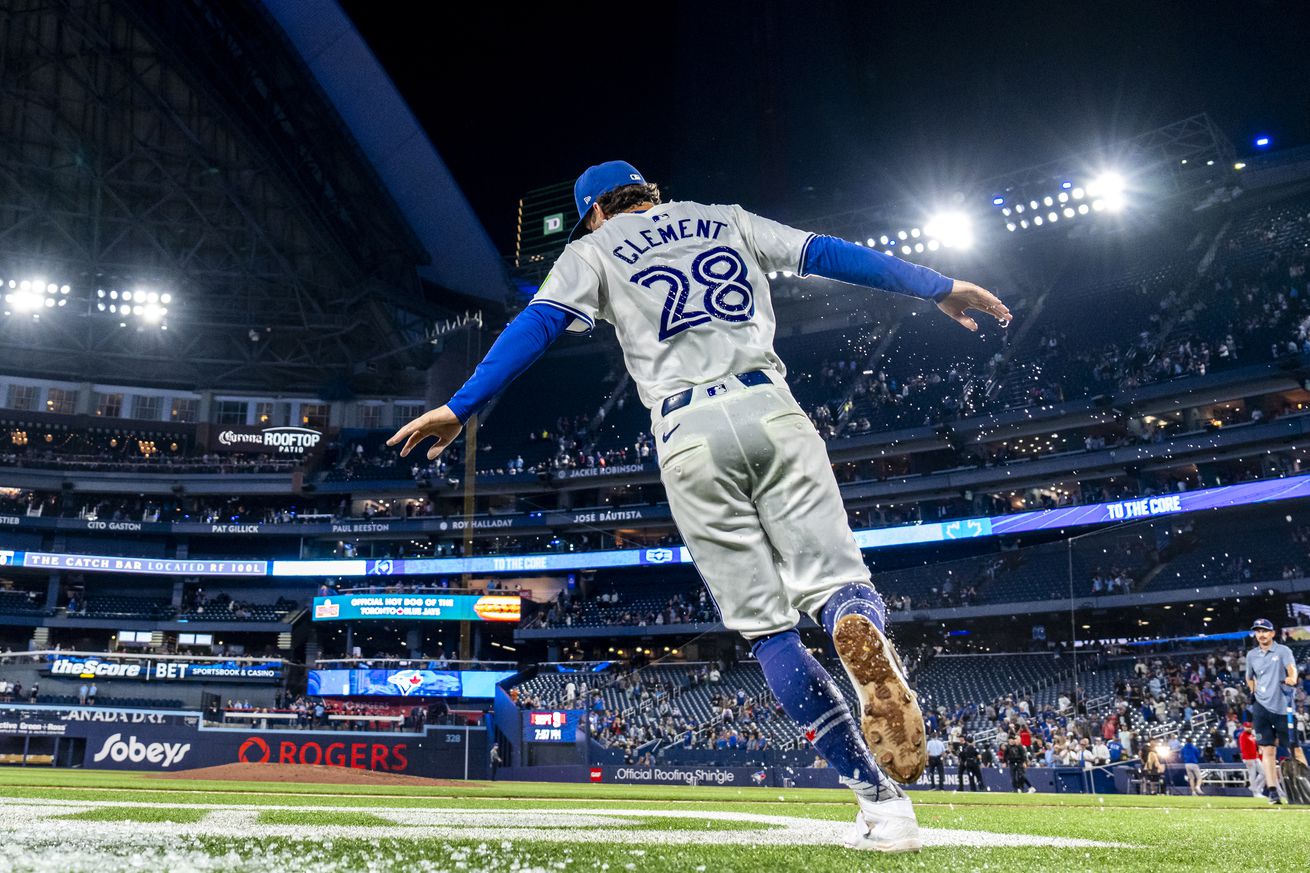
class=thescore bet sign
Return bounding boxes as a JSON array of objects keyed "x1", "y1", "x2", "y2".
[{"x1": 46, "y1": 657, "x2": 282, "y2": 683}]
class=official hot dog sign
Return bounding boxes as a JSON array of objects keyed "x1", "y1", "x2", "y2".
[{"x1": 311, "y1": 594, "x2": 521, "y2": 622}]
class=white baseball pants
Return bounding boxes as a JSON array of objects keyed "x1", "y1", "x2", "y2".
[{"x1": 651, "y1": 370, "x2": 871, "y2": 639}]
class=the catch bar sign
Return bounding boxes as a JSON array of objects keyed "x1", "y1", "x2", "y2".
[{"x1": 311, "y1": 594, "x2": 521, "y2": 623}]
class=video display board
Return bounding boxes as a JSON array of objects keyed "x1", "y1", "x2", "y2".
[{"x1": 310, "y1": 593, "x2": 521, "y2": 622}]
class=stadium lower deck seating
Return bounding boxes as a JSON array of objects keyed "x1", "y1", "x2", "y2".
[{"x1": 912, "y1": 652, "x2": 1071, "y2": 714}]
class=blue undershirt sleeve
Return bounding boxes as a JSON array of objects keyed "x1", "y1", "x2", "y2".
[
  {"x1": 800, "y1": 234, "x2": 955, "y2": 302},
  {"x1": 446, "y1": 303, "x2": 572, "y2": 423}
]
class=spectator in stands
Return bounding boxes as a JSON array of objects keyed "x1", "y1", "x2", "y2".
[
  {"x1": 78, "y1": 683, "x2": 88, "y2": 706},
  {"x1": 88, "y1": 682, "x2": 97, "y2": 705}
]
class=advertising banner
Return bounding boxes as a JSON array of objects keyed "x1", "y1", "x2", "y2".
[
  {"x1": 19, "y1": 553, "x2": 267, "y2": 577},
  {"x1": 589, "y1": 765, "x2": 772, "y2": 787},
  {"x1": 1, "y1": 705, "x2": 485, "y2": 778},
  {"x1": 205, "y1": 425, "x2": 323, "y2": 456},
  {"x1": 306, "y1": 669, "x2": 514, "y2": 699},
  {"x1": 7, "y1": 473, "x2": 1310, "y2": 579},
  {"x1": 522, "y1": 709, "x2": 585, "y2": 743},
  {"x1": 44, "y1": 656, "x2": 282, "y2": 683},
  {"x1": 311, "y1": 593, "x2": 520, "y2": 622}
]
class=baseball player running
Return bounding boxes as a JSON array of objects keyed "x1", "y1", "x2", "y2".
[{"x1": 390, "y1": 161, "x2": 1010, "y2": 852}]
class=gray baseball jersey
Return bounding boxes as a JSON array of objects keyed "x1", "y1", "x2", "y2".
[
  {"x1": 529, "y1": 200, "x2": 813, "y2": 409},
  {"x1": 1246, "y1": 642, "x2": 1295, "y2": 711}
]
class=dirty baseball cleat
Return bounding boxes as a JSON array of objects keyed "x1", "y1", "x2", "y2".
[
  {"x1": 833, "y1": 613, "x2": 927, "y2": 783},
  {"x1": 844, "y1": 796, "x2": 922, "y2": 853}
]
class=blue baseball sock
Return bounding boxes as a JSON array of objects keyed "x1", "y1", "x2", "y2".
[
  {"x1": 819, "y1": 581, "x2": 886, "y2": 638},
  {"x1": 752, "y1": 629, "x2": 903, "y2": 803}
]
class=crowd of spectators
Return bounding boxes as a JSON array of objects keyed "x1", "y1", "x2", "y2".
[
  {"x1": 922, "y1": 645, "x2": 1309, "y2": 788},
  {"x1": 539, "y1": 586, "x2": 718, "y2": 630}
]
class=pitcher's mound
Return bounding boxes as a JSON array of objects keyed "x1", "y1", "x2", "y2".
[{"x1": 153, "y1": 762, "x2": 470, "y2": 787}]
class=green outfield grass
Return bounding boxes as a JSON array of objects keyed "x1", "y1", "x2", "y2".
[{"x1": 0, "y1": 769, "x2": 1304, "y2": 872}]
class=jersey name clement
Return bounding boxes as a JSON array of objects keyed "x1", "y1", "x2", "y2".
[{"x1": 530, "y1": 201, "x2": 814, "y2": 409}]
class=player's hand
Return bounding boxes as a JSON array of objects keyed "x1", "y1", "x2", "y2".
[
  {"x1": 387, "y1": 405, "x2": 463, "y2": 460},
  {"x1": 937, "y1": 280, "x2": 1012, "y2": 332}
]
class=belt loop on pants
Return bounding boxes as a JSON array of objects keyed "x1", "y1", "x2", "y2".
[{"x1": 660, "y1": 370, "x2": 770, "y2": 417}]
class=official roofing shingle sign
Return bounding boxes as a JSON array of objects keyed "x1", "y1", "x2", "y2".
[{"x1": 311, "y1": 593, "x2": 521, "y2": 622}]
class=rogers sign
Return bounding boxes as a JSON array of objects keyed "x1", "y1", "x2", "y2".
[
  {"x1": 214, "y1": 426, "x2": 322, "y2": 455},
  {"x1": 236, "y1": 735, "x2": 409, "y2": 771}
]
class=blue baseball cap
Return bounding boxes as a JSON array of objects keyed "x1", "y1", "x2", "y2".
[
  {"x1": 1251, "y1": 618, "x2": 1275, "y2": 631},
  {"x1": 569, "y1": 160, "x2": 647, "y2": 242}
]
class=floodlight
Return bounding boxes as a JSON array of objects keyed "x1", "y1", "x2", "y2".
[
  {"x1": 923, "y1": 211, "x2": 974, "y2": 249},
  {"x1": 1089, "y1": 172, "x2": 1125, "y2": 211}
]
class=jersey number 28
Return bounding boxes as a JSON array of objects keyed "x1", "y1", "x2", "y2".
[{"x1": 630, "y1": 246, "x2": 754, "y2": 342}]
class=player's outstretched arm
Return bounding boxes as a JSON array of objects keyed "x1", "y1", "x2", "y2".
[
  {"x1": 800, "y1": 235, "x2": 1010, "y2": 331},
  {"x1": 387, "y1": 303, "x2": 572, "y2": 461},
  {"x1": 936, "y1": 280, "x2": 1012, "y2": 332}
]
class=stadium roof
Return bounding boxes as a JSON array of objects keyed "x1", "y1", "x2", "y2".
[
  {"x1": 261, "y1": 0, "x2": 512, "y2": 304},
  {"x1": 0, "y1": 0, "x2": 509, "y2": 394}
]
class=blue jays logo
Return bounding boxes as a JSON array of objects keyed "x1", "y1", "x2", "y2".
[
  {"x1": 751, "y1": 769, "x2": 768, "y2": 784},
  {"x1": 369, "y1": 559, "x2": 394, "y2": 576},
  {"x1": 644, "y1": 548, "x2": 674, "y2": 564},
  {"x1": 387, "y1": 670, "x2": 426, "y2": 697}
]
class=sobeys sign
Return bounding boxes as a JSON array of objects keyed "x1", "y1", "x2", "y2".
[{"x1": 211, "y1": 426, "x2": 322, "y2": 455}]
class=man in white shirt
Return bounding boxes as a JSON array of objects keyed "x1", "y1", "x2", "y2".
[{"x1": 925, "y1": 734, "x2": 947, "y2": 790}]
